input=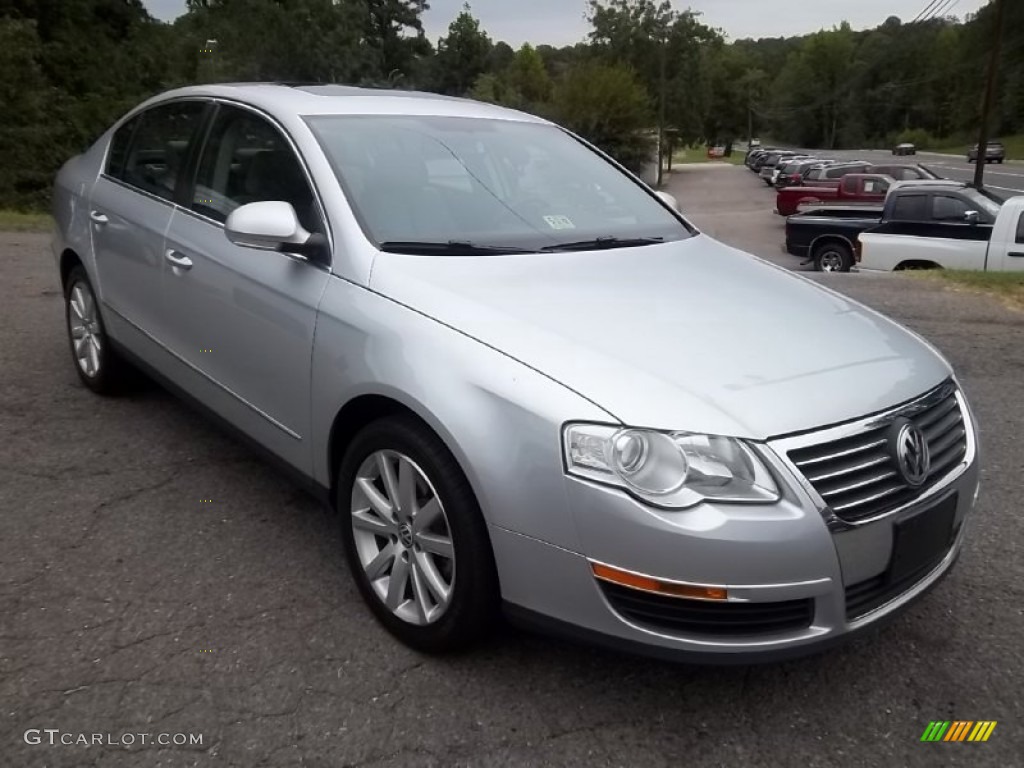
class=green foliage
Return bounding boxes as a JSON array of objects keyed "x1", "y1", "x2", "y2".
[
  {"x1": 3, "y1": 0, "x2": 1023, "y2": 210},
  {"x1": 434, "y1": 4, "x2": 492, "y2": 95},
  {"x1": 550, "y1": 62, "x2": 655, "y2": 173}
]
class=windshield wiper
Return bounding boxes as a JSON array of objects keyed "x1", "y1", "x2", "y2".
[
  {"x1": 379, "y1": 240, "x2": 537, "y2": 255},
  {"x1": 540, "y1": 236, "x2": 665, "y2": 252}
]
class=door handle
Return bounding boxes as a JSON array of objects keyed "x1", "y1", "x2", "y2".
[
  {"x1": 1008, "y1": 251, "x2": 1024, "y2": 258},
  {"x1": 89, "y1": 211, "x2": 109, "y2": 225},
  {"x1": 165, "y1": 249, "x2": 193, "y2": 270}
]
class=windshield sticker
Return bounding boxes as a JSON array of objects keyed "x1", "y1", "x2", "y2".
[{"x1": 543, "y1": 215, "x2": 576, "y2": 230}]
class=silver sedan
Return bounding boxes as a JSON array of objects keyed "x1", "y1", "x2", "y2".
[{"x1": 51, "y1": 84, "x2": 980, "y2": 661}]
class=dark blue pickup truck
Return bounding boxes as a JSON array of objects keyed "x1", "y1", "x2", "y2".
[{"x1": 784, "y1": 180, "x2": 1008, "y2": 272}]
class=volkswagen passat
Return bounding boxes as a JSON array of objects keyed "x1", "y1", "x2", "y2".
[{"x1": 52, "y1": 84, "x2": 980, "y2": 661}]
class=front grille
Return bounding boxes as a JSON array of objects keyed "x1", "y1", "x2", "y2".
[
  {"x1": 845, "y1": 522, "x2": 960, "y2": 620},
  {"x1": 787, "y1": 383, "x2": 967, "y2": 523},
  {"x1": 600, "y1": 582, "x2": 814, "y2": 637}
]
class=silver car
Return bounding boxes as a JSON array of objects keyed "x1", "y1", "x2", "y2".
[{"x1": 52, "y1": 84, "x2": 980, "y2": 662}]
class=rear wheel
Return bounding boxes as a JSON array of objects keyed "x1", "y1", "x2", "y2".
[
  {"x1": 813, "y1": 241, "x2": 853, "y2": 273},
  {"x1": 64, "y1": 265, "x2": 136, "y2": 395},
  {"x1": 337, "y1": 415, "x2": 499, "y2": 653}
]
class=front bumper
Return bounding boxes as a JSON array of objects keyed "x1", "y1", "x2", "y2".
[{"x1": 494, "y1": 386, "x2": 979, "y2": 662}]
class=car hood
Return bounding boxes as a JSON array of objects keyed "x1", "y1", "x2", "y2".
[{"x1": 369, "y1": 235, "x2": 951, "y2": 439}]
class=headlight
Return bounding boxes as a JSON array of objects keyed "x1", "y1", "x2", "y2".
[{"x1": 563, "y1": 424, "x2": 780, "y2": 509}]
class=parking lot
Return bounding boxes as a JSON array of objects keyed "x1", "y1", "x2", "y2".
[{"x1": 3, "y1": 165, "x2": 1024, "y2": 766}]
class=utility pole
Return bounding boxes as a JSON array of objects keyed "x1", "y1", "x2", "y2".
[
  {"x1": 657, "y1": 31, "x2": 667, "y2": 186},
  {"x1": 973, "y1": 0, "x2": 1005, "y2": 190},
  {"x1": 747, "y1": 100, "x2": 753, "y2": 148}
]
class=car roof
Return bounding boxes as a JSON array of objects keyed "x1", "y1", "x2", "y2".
[{"x1": 135, "y1": 82, "x2": 545, "y2": 123}]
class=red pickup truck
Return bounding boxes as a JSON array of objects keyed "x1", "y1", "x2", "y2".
[{"x1": 775, "y1": 173, "x2": 894, "y2": 216}]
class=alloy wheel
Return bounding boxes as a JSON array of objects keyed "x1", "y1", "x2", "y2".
[
  {"x1": 350, "y1": 450, "x2": 455, "y2": 625},
  {"x1": 68, "y1": 282, "x2": 102, "y2": 377},
  {"x1": 819, "y1": 250, "x2": 845, "y2": 272}
]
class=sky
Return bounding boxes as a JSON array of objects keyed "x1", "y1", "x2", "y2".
[{"x1": 143, "y1": 0, "x2": 990, "y2": 47}]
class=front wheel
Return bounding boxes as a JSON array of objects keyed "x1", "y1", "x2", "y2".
[
  {"x1": 813, "y1": 241, "x2": 853, "y2": 273},
  {"x1": 337, "y1": 415, "x2": 499, "y2": 653}
]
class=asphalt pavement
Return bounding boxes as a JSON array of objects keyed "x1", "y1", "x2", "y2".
[{"x1": 2, "y1": 181, "x2": 1024, "y2": 767}]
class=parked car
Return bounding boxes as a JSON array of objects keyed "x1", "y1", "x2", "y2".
[
  {"x1": 801, "y1": 161, "x2": 872, "y2": 186},
  {"x1": 866, "y1": 164, "x2": 943, "y2": 181},
  {"x1": 775, "y1": 173, "x2": 894, "y2": 216},
  {"x1": 893, "y1": 143, "x2": 916, "y2": 156},
  {"x1": 784, "y1": 204, "x2": 886, "y2": 271},
  {"x1": 745, "y1": 148, "x2": 767, "y2": 169},
  {"x1": 52, "y1": 84, "x2": 979, "y2": 662},
  {"x1": 774, "y1": 158, "x2": 821, "y2": 189},
  {"x1": 759, "y1": 151, "x2": 801, "y2": 185},
  {"x1": 859, "y1": 183, "x2": 1024, "y2": 271},
  {"x1": 967, "y1": 141, "x2": 1005, "y2": 164}
]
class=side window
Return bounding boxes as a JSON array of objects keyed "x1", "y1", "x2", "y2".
[
  {"x1": 106, "y1": 116, "x2": 139, "y2": 180},
  {"x1": 1016, "y1": 212, "x2": 1024, "y2": 244},
  {"x1": 842, "y1": 176, "x2": 856, "y2": 193},
  {"x1": 890, "y1": 194, "x2": 929, "y2": 221},
  {"x1": 932, "y1": 195, "x2": 969, "y2": 222},
  {"x1": 192, "y1": 106, "x2": 321, "y2": 234},
  {"x1": 122, "y1": 101, "x2": 206, "y2": 202}
]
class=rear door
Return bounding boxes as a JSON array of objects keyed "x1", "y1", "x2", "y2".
[
  {"x1": 89, "y1": 100, "x2": 207, "y2": 349},
  {"x1": 159, "y1": 103, "x2": 331, "y2": 471}
]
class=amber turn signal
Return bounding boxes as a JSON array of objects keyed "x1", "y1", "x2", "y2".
[{"x1": 591, "y1": 562, "x2": 728, "y2": 601}]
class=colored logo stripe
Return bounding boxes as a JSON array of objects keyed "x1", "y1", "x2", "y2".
[
  {"x1": 969, "y1": 722, "x2": 997, "y2": 742},
  {"x1": 945, "y1": 721, "x2": 972, "y2": 741},
  {"x1": 920, "y1": 721, "x2": 996, "y2": 742}
]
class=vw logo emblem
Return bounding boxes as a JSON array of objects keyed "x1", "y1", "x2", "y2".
[{"x1": 891, "y1": 419, "x2": 931, "y2": 487}]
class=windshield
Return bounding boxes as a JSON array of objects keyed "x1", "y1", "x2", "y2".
[{"x1": 306, "y1": 115, "x2": 691, "y2": 253}]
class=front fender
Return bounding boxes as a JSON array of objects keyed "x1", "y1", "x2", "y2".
[{"x1": 310, "y1": 277, "x2": 616, "y2": 552}]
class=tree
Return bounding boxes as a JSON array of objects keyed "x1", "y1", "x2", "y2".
[
  {"x1": 551, "y1": 62, "x2": 654, "y2": 172},
  {"x1": 435, "y1": 3, "x2": 491, "y2": 95},
  {"x1": 505, "y1": 44, "x2": 553, "y2": 107}
]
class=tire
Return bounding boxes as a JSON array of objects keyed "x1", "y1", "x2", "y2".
[
  {"x1": 812, "y1": 241, "x2": 853, "y2": 273},
  {"x1": 64, "y1": 265, "x2": 136, "y2": 395},
  {"x1": 337, "y1": 415, "x2": 499, "y2": 653}
]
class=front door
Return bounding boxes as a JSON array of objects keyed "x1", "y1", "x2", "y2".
[{"x1": 160, "y1": 104, "x2": 331, "y2": 472}]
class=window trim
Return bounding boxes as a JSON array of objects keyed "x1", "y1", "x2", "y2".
[
  {"x1": 177, "y1": 98, "x2": 334, "y2": 267},
  {"x1": 98, "y1": 96, "x2": 333, "y2": 270},
  {"x1": 99, "y1": 97, "x2": 212, "y2": 205}
]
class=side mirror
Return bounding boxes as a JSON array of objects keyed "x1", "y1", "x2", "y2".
[
  {"x1": 225, "y1": 200, "x2": 315, "y2": 256},
  {"x1": 964, "y1": 210, "x2": 980, "y2": 225},
  {"x1": 655, "y1": 190, "x2": 681, "y2": 212}
]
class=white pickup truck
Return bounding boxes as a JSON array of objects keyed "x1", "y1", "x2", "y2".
[{"x1": 858, "y1": 183, "x2": 1024, "y2": 271}]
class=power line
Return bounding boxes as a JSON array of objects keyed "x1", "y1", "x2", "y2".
[
  {"x1": 922, "y1": 0, "x2": 960, "y2": 23},
  {"x1": 911, "y1": 0, "x2": 944, "y2": 23}
]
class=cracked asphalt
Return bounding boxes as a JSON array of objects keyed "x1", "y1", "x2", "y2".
[{"x1": 2, "y1": 168, "x2": 1023, "y2": 767}]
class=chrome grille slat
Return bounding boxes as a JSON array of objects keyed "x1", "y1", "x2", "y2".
[
  {"x1": 830, "y1": 483, "x2": 905, "y2": 513},
  {"x1": 929, "y1": 442, "x2": 967, "y2": 476},
  {"x1": 790, "y1": 437, "x2": 886, "y2": 467},
  {"x1": 805, "y1": 455, "x2": 889, "y2": 483},
  {"x1": 818, "y1": 469, "x2": 898, "y2": 498},
  {"x1": 786, "y1": 384, "x2": 968, "y2": 523},
  {"x1": 915, "y1": 396, "x2": 957, "y2": 429},
  {"x1": 929, "y1": 425, "x2": 966, "y2": 458}
]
